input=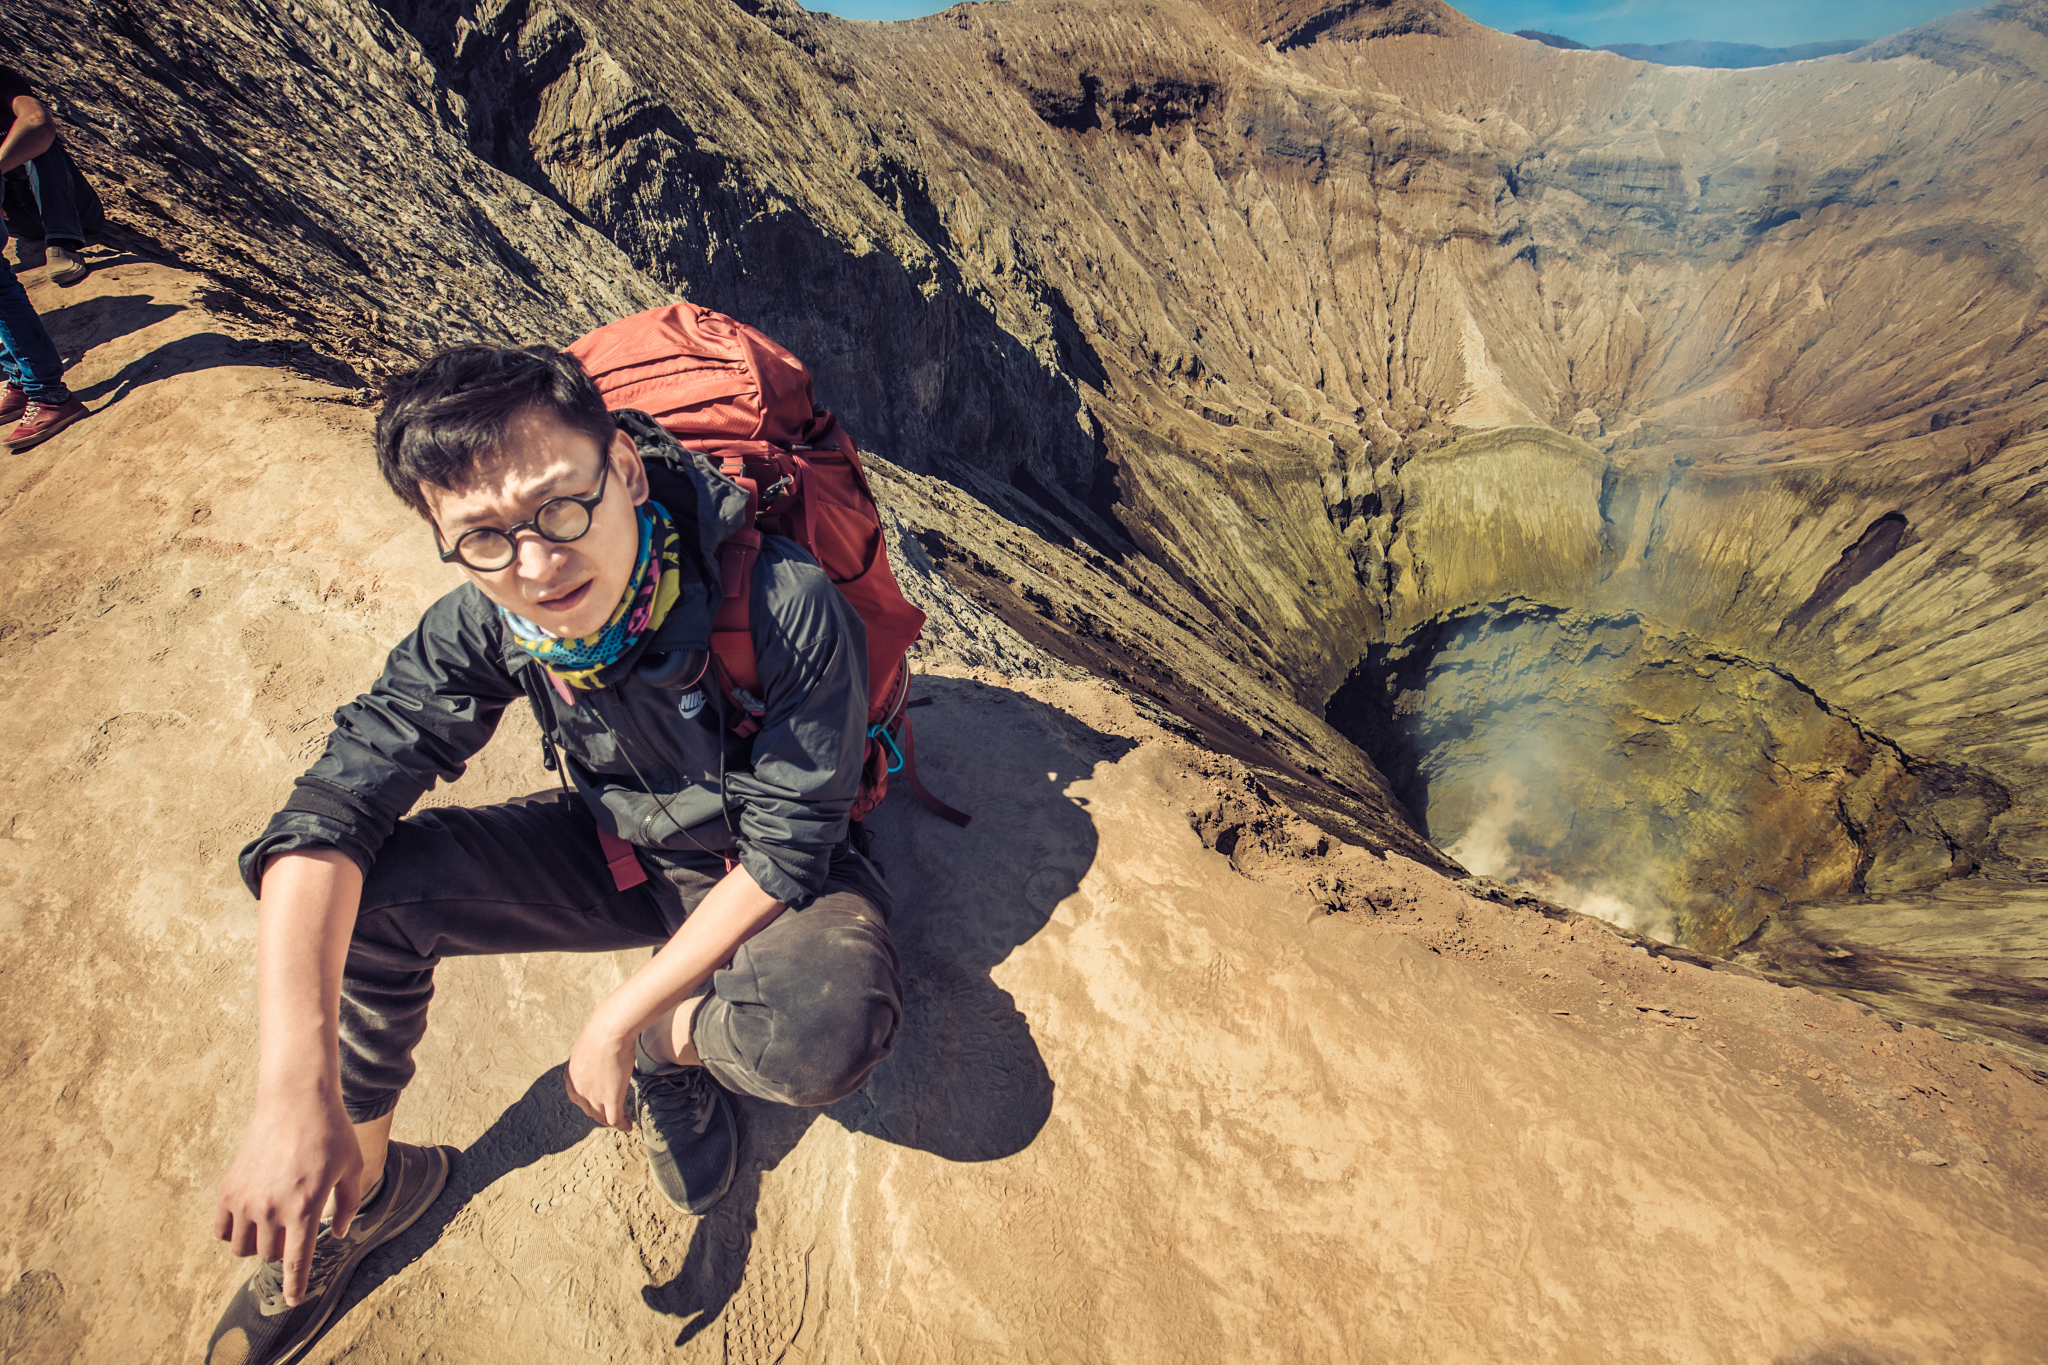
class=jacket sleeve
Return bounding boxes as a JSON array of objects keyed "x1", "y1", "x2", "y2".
[
  {"x1": 724, "y1": 552, "x2": 869, "y2": 908},
  {"x1": 237, "y1": 586, "x2": 524, "y2": 896}
]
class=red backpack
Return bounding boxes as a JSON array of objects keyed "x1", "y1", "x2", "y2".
[{"x1": 566, "y1": 303, "x2": 968, "y2": 830}]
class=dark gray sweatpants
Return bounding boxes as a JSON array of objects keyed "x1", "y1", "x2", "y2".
[{"x1": 338, "y1": 791, "x2": 901, "y2": 1123}]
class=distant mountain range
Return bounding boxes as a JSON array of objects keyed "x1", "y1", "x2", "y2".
[{"x1": 1514, "y1": 30, "x2": 1867, "y2": 67}]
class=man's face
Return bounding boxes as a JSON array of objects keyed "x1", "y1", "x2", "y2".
[{"x1": 423, "y1": 407, "x2": 650, "y2": 640}]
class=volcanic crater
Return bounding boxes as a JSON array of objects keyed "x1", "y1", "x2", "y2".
[
  {"x1": 24, "y1": 0, "x2": 2048, "y2": 1048},
  {"x1": 6, "y1": 0, "x2": 2048, "y2": 1356}
]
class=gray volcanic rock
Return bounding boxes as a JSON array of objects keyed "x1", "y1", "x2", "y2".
[
  {"x1": 1198, "y1": 0, "x2": 1470, "y2": 48},
  {"x1": 1514, "y1": 30, "x2": 1587, "y2": 50}
]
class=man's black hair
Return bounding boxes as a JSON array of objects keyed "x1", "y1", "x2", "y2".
[{"x1": 375, "y1": 345, "x2": 617, "y2": 518}]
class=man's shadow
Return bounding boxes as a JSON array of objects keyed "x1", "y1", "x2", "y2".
[
  {"x1": 342, "y1": 677, "x2": 1133, "y2": 1345},
  {"x1": 642, "y1": 679, "x2": 1132, "y2": 1344},
  {"x1": 329, "y1": 1062, "x2": 597, "y2": 1325}
]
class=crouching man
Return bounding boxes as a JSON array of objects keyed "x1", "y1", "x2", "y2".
[{"x1": 206, "y1": 345, "x2": 900, "y2": 1365}]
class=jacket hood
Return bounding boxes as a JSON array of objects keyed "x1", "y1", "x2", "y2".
[{"x1": 615, "y1": 409, "x2": 753, "y2": 653}]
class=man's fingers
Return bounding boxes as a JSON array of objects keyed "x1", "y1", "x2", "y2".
[
  {"x1": 256, "y1": 1221, "x2": 286, "y2": 1265},
  {"x1": 330, "y1": 1170, "x2": 364, "y2": 1242},
  {"x1": 564, "y1": 1073, "x2": 603, "y2": 1125},
  {"x1": 281, "y1": 1225, "x2": 314, "y2": 1305},
  {"x1": 213, "y1": 1206, "x2": 233, "y2": 1242},
  {"x1": 228, "y1": 1216, "x2": 257, "y2": 1258}
]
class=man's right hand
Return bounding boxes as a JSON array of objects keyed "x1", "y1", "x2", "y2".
[
  {"x1": 214, "y1": 1091, "x2": 365, "y2": 1307},
  {"x1": 217, "y1": 848, "x2": 368, "y2": 1304}
]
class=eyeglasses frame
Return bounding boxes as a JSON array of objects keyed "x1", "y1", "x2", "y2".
[{"x1": 434, "y1": 452, "x2": 614, "y2": 571}]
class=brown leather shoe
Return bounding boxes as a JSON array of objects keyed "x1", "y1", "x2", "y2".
[
  {"x1": 5, "y1": 397, "x2": 87, "y2": 451},
  {"x1": 45, "y1": 243, "x2": 87, "y2": 285}
]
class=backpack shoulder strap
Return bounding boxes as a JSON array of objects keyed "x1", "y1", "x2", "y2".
[
  {"x1": 896, "y1": 711, "x2": 972, "y2": 827},
  {"x1": 709, "y1": 452, "x2": 767, "y2": 737}
]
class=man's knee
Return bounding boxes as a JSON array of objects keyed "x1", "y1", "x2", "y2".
[
  {"x1": 699, "y1": 905, "x2": 903, "y2": 1107},
  {"x1": 753, "y1": 994, "x2": 901, "y2": 1107}
]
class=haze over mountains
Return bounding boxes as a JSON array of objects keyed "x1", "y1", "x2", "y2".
[{"x1": 1514, "y1": 30, "x2": 1871, "y2": 67}]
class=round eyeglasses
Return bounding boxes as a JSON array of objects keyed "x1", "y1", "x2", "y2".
[{"x1": 436, "y1": 455, "x2": 612, "y2": 572}]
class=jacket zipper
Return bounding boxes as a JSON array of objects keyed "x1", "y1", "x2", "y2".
[{"x1": 601, "y1": 687, "x2": 678, "y2": 845}]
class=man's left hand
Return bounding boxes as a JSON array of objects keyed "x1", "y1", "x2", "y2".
[{"x1": 565, "y1": 1015, "x2": 638, "y2": 1131}]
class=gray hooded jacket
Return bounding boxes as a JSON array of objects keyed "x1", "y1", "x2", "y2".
[{"x1": 237, "y1": 417, "x2": 871, "y2": 909}]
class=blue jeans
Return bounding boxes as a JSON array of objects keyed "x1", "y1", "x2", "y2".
[
  {"x1": 1, "y1": 141, "x2": 95, "y2": 247},
  {"x1": 0, "y1": 212, "x2": 67, "y2": 402},
  {"x1": 26, "y1": 142, "x2": 85, "y2": 246}
]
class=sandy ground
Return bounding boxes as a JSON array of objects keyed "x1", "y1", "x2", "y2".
[{"x1": 1, "y1": 255, "x2": 2045, "y2": 1363}]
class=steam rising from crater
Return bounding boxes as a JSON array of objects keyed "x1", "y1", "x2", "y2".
[
  {"x1": 1327, "y1": 602, "x2": 2001, "y2": 956},
  {"x1": 1444, "y1": 770, "x2": 1675, "y2": 942}
]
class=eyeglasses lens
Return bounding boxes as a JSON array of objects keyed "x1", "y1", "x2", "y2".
[
  {"x1": 536, "y1": 497, "x2": 593, "y2": 542},
  {"x1": 457, "y1": 529, "x2": 517, "y2": 572},
  {"x1": 452, "y1": 495, "x2": 595, "y2": 571}
]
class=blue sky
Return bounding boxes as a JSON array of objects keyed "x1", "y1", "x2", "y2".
[{"x1": 810, "y1": 0, "x2": 1973, "y2": 48}]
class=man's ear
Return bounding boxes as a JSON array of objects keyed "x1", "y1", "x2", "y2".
[
  {"x1": 415, "y1": 486, "x2": 451, "y2": 545},
  {"x1": 612, "y1": 428, "x2": 650, "y2": 505}
]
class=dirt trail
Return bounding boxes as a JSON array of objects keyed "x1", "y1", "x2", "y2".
[{"x1": 0, "y1": 259, "x2": 2043, "y2": 1363}]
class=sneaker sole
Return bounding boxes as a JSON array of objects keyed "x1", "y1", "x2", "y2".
[
  {"x1": 270, "y1": 1144, "x2": 453, "y2": 1365},
  {"x1": 5, "y1": 407, "x2": 88, "y2": 452}
]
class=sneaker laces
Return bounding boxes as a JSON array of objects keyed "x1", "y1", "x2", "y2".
[
  {"x1": 250, "y1": 1235, "x2": 351, "y2": 1317},
  {"x1": 636, "y1": 1066, "x2": 720, "y2": 1139}
]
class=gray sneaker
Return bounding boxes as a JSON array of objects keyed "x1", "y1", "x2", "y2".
[
  {"x1": 45, "y1": 243, "x2": 87, "y2": 285},
  {"x1": 633, "y1": 1065, "x2": 737, "y2": 1214},
  {"x1": 203, "y1": 1141, "x2": 452, "y2": 1365}
]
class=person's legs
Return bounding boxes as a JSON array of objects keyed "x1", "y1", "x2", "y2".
[
  {"x1": 24, "y1": 143, "x2": 83, "y2": 247},
  {"x1": 620, "y1": 844, "x2": 898, "y2": 1213},
  {"x1": 26, "y1": 145, "x2": 90, "y2": 285},
  {"x1": 0, "y1": 346, "x2": 24, "y2": 421},
  {"x1": 207, "y1": 792, "x2": 668, "y2": 1365},
  {"x1": 2, "y1": 170, "x2": 44, "y2": 244},
  {"x1": 0, "y1": 215, "x2": 69, "y2": 404},
  {"x1": 339, "y1": 790, "x2": 675, "y2": 1185}
]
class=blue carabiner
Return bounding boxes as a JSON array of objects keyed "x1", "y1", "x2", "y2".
[{"x1": 867, "y1": 723, "x2": 906, "y2": 774}]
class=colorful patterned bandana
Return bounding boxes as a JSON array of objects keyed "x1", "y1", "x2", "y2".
[{"x1": 500, "y1": 500, "x2": 684, "y2": 690}]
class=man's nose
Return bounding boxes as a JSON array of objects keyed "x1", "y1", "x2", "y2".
[{"x1": 511, "y1": 530, "x2": 564, "y2": 578}]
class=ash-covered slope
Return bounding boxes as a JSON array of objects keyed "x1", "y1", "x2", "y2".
[
  {"x1": 12, "y1": 0, "x2": 2048, "y2": 986},
  {"x1": 4, "y1": 5, "x2": 2048, "y2": 1358}
]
